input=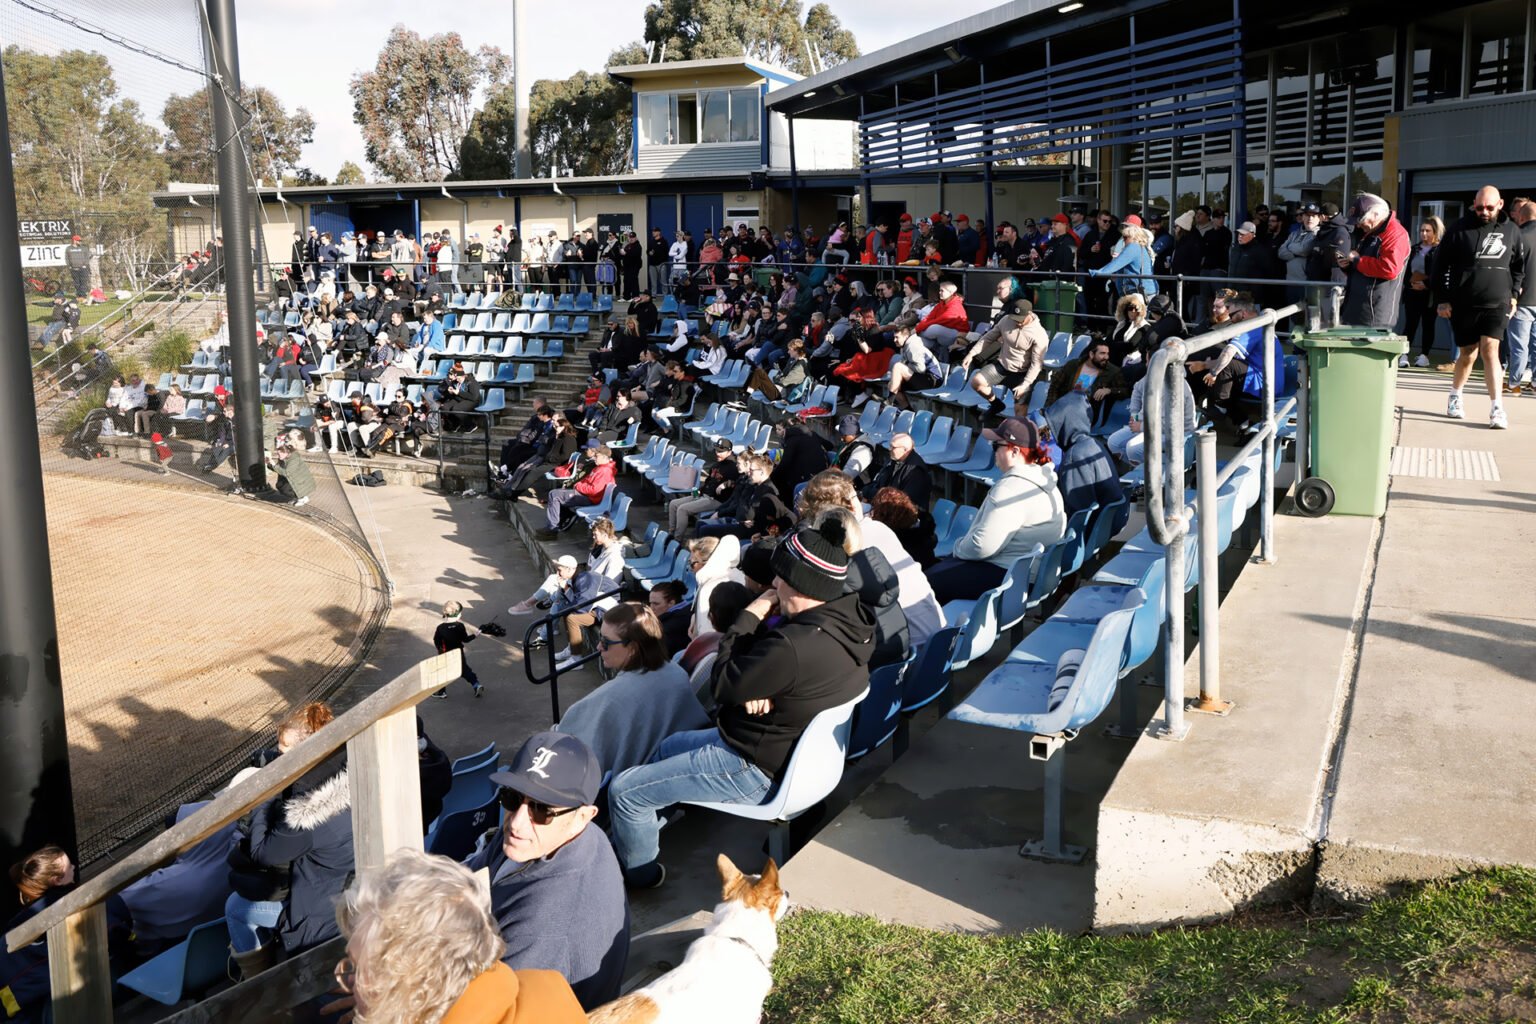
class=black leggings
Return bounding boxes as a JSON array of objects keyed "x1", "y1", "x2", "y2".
[{"x1": 1402, "y1": 292, "x2": 1437, "y2": 356}]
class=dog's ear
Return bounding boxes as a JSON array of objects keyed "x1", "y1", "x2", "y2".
[
  {"x1": 717, "y1": 852, "x2": 744, "y2": 892},
  {"x1": 757, "y1": 857, "x2": 780, "y2": 891}
]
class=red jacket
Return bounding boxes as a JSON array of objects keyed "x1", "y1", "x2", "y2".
[
  {"x1": 1355, "y1": 215, "x2": 1410, "y2": 282},
  {"x1": 574, "y1": 460, "x2": 616, "y2": 503},
  {"x1": 895, "y1": 227, "x2": 914, "y2": 264},
  {"x1": 916, "y1": 293, "x2": 970, "y2": 334}
]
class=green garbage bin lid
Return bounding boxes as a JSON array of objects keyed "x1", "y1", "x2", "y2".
[{"x1": 1293, "y1": 329, "x2": 1407, "y2": 355}]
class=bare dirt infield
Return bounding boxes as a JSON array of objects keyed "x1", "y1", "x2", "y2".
[{"x1": 41, "y1": 471, "x2": 379, "y2": 854}]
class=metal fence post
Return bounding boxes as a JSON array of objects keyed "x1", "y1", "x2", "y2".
[
  {"x1": 1259, "y1": 319, "x2": 1277, "y2": 564},
  {"x1": 1144, "y1": 344, "x2": 1191, "y2": 742},
  {"x1": 1190, "y1": 431, "x2": 1232, "y2": 716}
]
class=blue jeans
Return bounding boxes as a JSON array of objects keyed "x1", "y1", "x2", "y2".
[
  {"x1": 225, "y1": 892, "x2": 284, "y2": 952},
  {"x1": 608, "y1": 728, "x2": 772, "y2": 870},
  {"x1": 1506, "y1": 304, "x2": 1536, "y2": 385}
]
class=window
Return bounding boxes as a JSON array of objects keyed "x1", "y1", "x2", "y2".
[
  {"x1": 1272, "y1": 46, "x2": 1309, "y2": 151},
  {"x1": 700, "y1": 90, "x2": 729, "y2": 144},
  {"x1": 638, "y1": 93, "x2": 672, "y2": 146},
  {"x1": 1411, "y1": 13, "x2": 1467, "y2": 104},
  {"x1": 675, "y1": 95, "x2": 698, "y2": 144},
  {"x1": 1350, "y1": 155, "x2": 1383, "y2": 199},
  {"x1": 729, "y1": 88, "x2": 760, "y2": 142},
  {"x1": 1244, "y1": 55, "x2": 1270, "y2": 154},
  {"x1": 637, "y1": 88, "x2": 759, "y2": 146},
  {"x1": 1469, "y1": 0, "x2": 1529, "y2": 96}
]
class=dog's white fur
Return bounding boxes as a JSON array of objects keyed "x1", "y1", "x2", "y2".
[{"x1": 587, "y1": 855, "x2": 787, "y2": 1024}]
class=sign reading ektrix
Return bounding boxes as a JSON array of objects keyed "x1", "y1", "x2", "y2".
[{"x1": 18, "y1": 217, "x2": 74, "y2": 241}]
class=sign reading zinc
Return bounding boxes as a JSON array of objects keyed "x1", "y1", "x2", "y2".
[{"x1": 19, "y1": 218, "x2": 73, "y2": 241}]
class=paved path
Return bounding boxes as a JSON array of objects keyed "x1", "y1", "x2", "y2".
[{"x1": 1318, "y1": 369, "x2": 1536, "y2": 897}]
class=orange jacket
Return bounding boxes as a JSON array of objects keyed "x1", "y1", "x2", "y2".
[{"x1": 441, "y1": 963, "x2": 586, "y2": 1024}]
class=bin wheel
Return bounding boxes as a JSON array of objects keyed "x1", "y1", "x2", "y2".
[{"x1": 1295, "y1": 477, "x2": 1335, "y2": 517}]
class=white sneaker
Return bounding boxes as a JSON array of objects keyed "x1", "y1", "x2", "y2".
[
  {"x1": 308, "y1": 444, "x2": 323, "y2": 452},
  {"x1": 1415, "y1": 354, "x2": 1430, "y2": 368},
  {"x1": 1491, "y1": 405, "x2": 1509, "y2": 430},
  {"x1": 1447, "y1": 393, "x2": 1465, "y2": 419},
  {"x1": 553, "y1": 648, "x2": 582, "y2": 671},
  {"x1": 1397, "y1": 354, "x2": 1408, "y2": 368},
  {"x1": 851, "y1": 393, "x2": 870, "y2": 410}
]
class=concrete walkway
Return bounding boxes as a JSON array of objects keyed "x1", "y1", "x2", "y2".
[
  {"x1": 787, "y1": 365, "x2": 1536, "y2": 935},
  {"x1": 1317, "y1": 370, "x2": 1536, "y2": 899}
]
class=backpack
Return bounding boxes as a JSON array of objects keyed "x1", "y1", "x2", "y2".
[{"x1": 351, "y1": 470, "x2": 387, "y2": 487}]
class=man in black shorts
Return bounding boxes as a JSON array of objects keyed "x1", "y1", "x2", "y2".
[
  {"x1": 958, "y1": 299, "x2": 1051, "y2": 416},
  {"x1": 1434, "y1": 185, "x2": 1528, "y2": 429}
]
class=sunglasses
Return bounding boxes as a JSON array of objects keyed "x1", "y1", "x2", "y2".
[
  {"x1": 498, "y1": 788, "x2": 580, "y2": 825},
  {"x1": 596, "y1": 636, "x2": 631, "y2": 651}
]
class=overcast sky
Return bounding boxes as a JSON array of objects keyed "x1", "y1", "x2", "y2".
[{"x1": 233, "y1": 0, "x2": 1006, "y2": 178}]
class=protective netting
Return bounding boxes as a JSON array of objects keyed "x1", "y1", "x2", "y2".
[{"x1": 6, "y1": 0, "x2": 390, "y2": 862}]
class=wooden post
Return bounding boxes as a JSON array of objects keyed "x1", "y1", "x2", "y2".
[
  {"x1": 46, "y1": 906, "x2": 112, "y2": 1024},
  {"x1": 347, "y1": 705, "x2": 426, "y2": 875}
]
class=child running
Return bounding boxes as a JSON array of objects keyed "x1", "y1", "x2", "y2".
[{"x1": 432, "y1": 600, "x2": 483, "y2": 699}]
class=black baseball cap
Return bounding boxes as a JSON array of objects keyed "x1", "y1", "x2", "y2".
[
  {"x1": 838, "y1": 413, "x2": 861, "y2": 436},
  {"x1": 980, "y1": 417, "x2": 1041, "y2": 449},
  {"x1": 1009, "y1": 298, "x2": 1034, "y2": 317},
  {"x1": 490, "y1": 731, "x2": 602, "y2": 808}
]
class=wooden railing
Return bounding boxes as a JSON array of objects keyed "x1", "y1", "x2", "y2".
[{"x1": 5, "y1": 651, "x2": 462, "y2": 1024}]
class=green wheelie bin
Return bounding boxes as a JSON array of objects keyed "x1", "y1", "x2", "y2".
[
  {"x1": 1292, "y1": 328, "x2": 1408, "y2": 517},
  {"x1": 1031, "y1": 277, "x2": 1081, "y2": 337}
]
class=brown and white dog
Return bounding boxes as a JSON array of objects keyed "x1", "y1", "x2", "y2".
[{"x1": 587, "y1": 854, "x2": 789, "y2": 1024}]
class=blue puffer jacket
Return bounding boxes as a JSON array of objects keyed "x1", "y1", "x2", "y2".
[{"x1": 1091, "y1": 242, "x2": 1160, "y2": 296}]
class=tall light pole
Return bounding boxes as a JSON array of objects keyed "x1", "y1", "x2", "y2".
[
  {"x1": 205, "y1": 0, "x2": 265, "y2": 491},
  {"x1": 513, "y1": 0, "x2": 532, "y2": 178}
]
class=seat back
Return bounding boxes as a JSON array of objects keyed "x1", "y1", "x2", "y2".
[
  {"x1": 846, "y1": 654, "x2": 915, "y2": 760},
  {"x1": 996, "y1": 543, "x2": 1047, "y2": 630},
  {"x1": 908, "y1": 409, "x2": 935, "y2": 447},
  {"x1": 856, "y1": 400, "x2": 883, "y2": 435},
  {"x1": 762, "y1": 687, "x2": 869, "y2": 818},
  {"x1": 1123, "y1": 560, "x2": 1166, "y2": 674},
  {"x1": 426, "y1": 794, "x2": 501, "y2": 862},
  {"x1": 1059, "y1": 505, "x2": 1098, "y2": 576},
  {"x1": 938, "y1": 505, "x2": 979, "y2": 555},
  {"x1": 609, "y1": 492, "x2": 633, "y2": 533},
  {"x1": 929, "y1": 498, "x2": 957, "y2": 540},
  {"x1": 182, "y1": 917, "x2": 234, "y2": 997},
  {"x1": 1026, "y1": 532, "x2": 1075, "y2": 610},
  {"x1": 440, "y1": 751, "x2": 500, "y2": 818},
  {"x1": 901, "y1": 627, "x2": 961, "y2": 713},
  {"x1": 949, "y1": 586, "x2": 1002, "y2": 670},
  {"x1": 1059, "y1": 590, "x2": 1145, "y2": 731},
  {"x1": 1084, "y1": 497, "x2": 1129, "y2": 565},
  {"x1": 451, "y1": 742, "x2": 496, "y2": 773},
  {"x1": 939, "y1": 425, "x2": 973, "y2": 464}
]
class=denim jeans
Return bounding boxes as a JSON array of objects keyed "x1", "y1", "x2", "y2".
[
  {"x1": 1506, "y1": 304, "x2": 1536, "y2": 384},
  {"x1": 608, "y1": 728, "x2": 772, "y2": 870},
  {"x1": 225, "y1": 892, "x2": 284, "y2": 952}
]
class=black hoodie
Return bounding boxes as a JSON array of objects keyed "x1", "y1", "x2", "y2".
[{"x1": 711, "y1": 592, "x2": 874, "y2": 778}]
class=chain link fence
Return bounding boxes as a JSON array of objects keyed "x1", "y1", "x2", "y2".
[{"x1": 7, "y1": 0, "x2": 392, "y2": 863}]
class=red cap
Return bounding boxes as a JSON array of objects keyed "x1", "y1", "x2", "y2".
[
  {"x1": 899, "y1": 213, "x2": 913, "y2": 222},
  {"x1": 1123, "y1": 214, "x2": 1143, "y2": 227},
  {"x1": 213, "y1": 385, "x2": 228, "y2": 396},
  {"x1": 955, "y1": 214, "x2": 970, "y2": 224},
  {"x1": 71, "y1": 234, "x2": 81, "y2": 242},
  {"x1": 1051, "y1": 213, "x2": 1071, "y2": 224},
  {"x1": 930, "y1": 212, "x2": 946, "y2": 222}
]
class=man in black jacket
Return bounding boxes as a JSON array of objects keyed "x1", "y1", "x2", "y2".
[
  {"x1": 607, "y1": 518, "x2": 873, "y2": 887},
  {"x1": 646, "y1": 228, "x2": 670, "y2": 296},
  {"x1": 1306, "y1": 202, "x2": 1353, "y2": 329},
  {"x1": 1435, "y1": 185, "x2": 1527, "y2": 429},
  {"x1": 438, "y1": 367, "x2": 484, "y2": 432},
  {"x1": 863, "y1": 433, "x2": 931, "y2": 508}
]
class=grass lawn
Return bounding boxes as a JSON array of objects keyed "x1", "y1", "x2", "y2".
[
  {"x1": 26, "y1": 295, "x2": 132, "y2": 331},
  {"x1": 764, "y1": 868, "x2": 1536, "y2": 1023}
]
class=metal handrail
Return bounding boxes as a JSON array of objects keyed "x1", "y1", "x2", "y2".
[
  {"x1": 521, "y1": 583, "x2": 621, "y2": 723},
  {"x1": 1141, "y1": 302, "x2": 1303, "y2": 740}
]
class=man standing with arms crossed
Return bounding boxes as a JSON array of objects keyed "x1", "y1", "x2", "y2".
[{"x1": 1434, "y1": 186, "x2": 1528, "y2": 429}]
